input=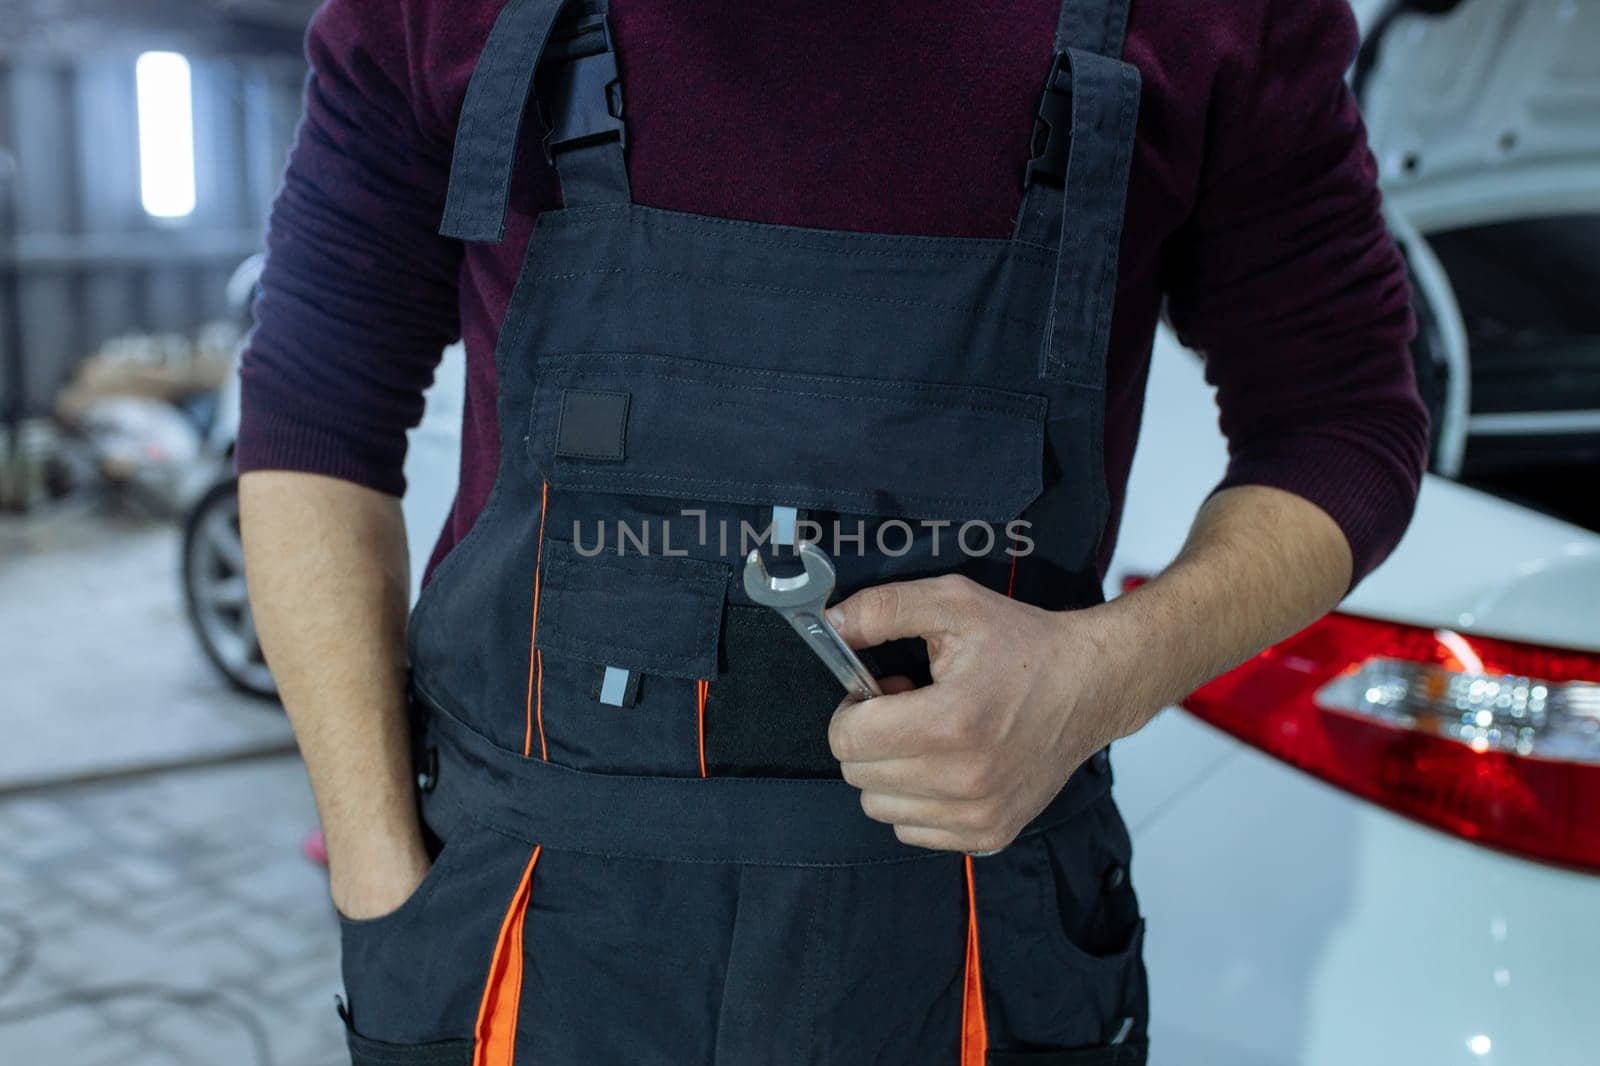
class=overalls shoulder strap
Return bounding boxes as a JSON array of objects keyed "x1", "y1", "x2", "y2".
[
  {"x1": 1019, "y1": 0, "x2": 1142, "y2": 386},
  {"x1": 440, "y1": 0, "x2": 628, "y2": 243},
  {"x1": 439, "y1": 0, "x2": 1142, "y2": 391},
  {"x1": 1056, "y1": 0, "x2": 1134, "y2": 57}
]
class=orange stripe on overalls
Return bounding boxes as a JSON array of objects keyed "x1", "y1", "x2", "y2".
[
  {"x1": 524, "y1": 480, "x2": 550, "y2": 759},
  {"x1": 960, "y1": 855, "x2": 988, "y2": 1063},
  {"x1": 696, "y1": 679, "x2": 710, "y2": 778},
  {"x1": 473, "y1": 846, "x2": 542, "y2": 1066}
]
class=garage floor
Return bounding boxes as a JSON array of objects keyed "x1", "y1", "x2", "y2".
[{"x1": 0, "y1": 508, "x2": 347, "y2": 1065}]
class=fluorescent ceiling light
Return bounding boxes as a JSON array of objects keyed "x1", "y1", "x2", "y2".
[{"x1": 136, "y1": 51, "x2": 197, "y2": 220}]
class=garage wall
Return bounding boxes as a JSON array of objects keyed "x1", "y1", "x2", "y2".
[{"x1": 0, "y1": 51, "x2": 306, "y2": 422}]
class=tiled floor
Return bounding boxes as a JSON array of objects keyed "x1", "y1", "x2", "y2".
[
  {"x1": 1, "y1": 510, "x2": 347, "y2": 1065},
  {"x1": 0, "y1": 759, "x2": 347, "y2": 1066}
]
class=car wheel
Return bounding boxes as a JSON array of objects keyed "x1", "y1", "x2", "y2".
[{"x1": 182, "y1": 478, "x2": 278, "y2": 700}]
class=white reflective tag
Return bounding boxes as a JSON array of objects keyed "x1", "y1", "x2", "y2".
[{"x1": 599, "y1": 666, "x2": 632, "y2": 707}]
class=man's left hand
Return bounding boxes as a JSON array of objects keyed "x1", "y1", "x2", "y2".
[{"x1": 826, "y1": 574, "x2": 1151, "y2": 855}]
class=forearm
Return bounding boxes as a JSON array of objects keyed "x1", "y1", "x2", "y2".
[
  {"x1": 239, "y1": 470, "x2": 426, "y2": 915},
  {"x1": 1091, "y1": 484, "x2": 1353, "y2": 735},
  {"x1": 828, "y1": 483, "x2": 1353, "y2": 852}
]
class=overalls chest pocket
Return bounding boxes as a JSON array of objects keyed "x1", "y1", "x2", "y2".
[
  {"x1": 525, "y1": 352, "x2": 1049, "y2": 591},
  {"x1": 531, "y1": 537, "x2": 730, "y2": 775}
]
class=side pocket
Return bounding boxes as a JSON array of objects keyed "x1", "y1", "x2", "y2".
[
  {"x1": 1028, "y1": 796, "x2": 1149, "y2": 1050},
  {"x1": 345, "y1": 1029, "x2": 474, "y2": 1066},
  {"x1": 974, "y1": 795, "x2": 1148, "y2": 1053},
  {"x1": 337, "y1": 834, "x2": 467, "y2": 1045},
  {"x1": 1034, "y1": 796, "x2": 1144, "y2": 976}
]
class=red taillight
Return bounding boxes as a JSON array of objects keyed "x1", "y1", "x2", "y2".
[{"x1": 1145, "y1": 588, "x2": 1600, "y2": 871}]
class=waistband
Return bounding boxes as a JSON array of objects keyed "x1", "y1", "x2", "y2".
[{"x1": 419, "y1": 687, "x2": 1114, "y2": 868}]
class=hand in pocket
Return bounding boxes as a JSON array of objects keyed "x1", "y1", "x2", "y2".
[{"x1": 331, "y1": 830, "x2": 435, "y2": 922}]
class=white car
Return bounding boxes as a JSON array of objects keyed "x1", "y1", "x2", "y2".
[
  {"x1": 1110, "y1": 332, "x2": 1598, "y2": 1066},
  {"x1": 1110, "y1": 3, "x2": 1600, "y2": 1063}
]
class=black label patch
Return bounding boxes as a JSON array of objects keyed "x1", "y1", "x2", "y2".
[{"x1": 556, "y1": 389, "x2": 630, "y2": 461}]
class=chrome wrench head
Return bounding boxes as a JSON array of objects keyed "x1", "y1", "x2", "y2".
[
  {"x1": 742, "y1": 543, "x2": 882, "y2": 701},
  {"x1": 742, "y1": 541, "x2": 837, "y2": 610}
]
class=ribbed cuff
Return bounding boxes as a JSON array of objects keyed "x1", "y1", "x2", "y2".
[
  {"x1": 1215, "y1": 433, "x2": 1422, "y2": 592},
  {"x1": 235, "y1": 389, "x2": 408, "y2": 498}
]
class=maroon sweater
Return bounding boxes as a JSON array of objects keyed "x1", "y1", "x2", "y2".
[{"x1": 239, "y1": 0, "x2": 1428, "y2": 586}]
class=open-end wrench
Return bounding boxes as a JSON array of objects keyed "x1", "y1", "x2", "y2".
[
  {"x1": 743, "y1": 543, "x2": 883, "y2": 702},
  {"x1": 747, "y1": 545, "x2": 1000, "y2": 855}
]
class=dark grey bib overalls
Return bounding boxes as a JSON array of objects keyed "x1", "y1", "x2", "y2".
[{"x1": 336, "y1": 2, "x2": 1148, "y2": 1063}]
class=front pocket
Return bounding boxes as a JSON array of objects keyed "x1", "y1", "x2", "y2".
[
  {"x1": 527, "y1": 353, "x2": 1047, "y2": 522},
  {"x1": 337, "y1": 808, "x2": 535, "y2": 1049}
]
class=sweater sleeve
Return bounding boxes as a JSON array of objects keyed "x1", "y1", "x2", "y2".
[
  {"x1": 236, "y1": 0, "x2": 463, "y2": 497},
  {"x1": 1162, "y1": 0, "x2": 1430, "y2": 588}
]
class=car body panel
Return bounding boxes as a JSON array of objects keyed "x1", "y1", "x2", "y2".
[
  {"x1": 1112, "y1": 331, "x2": 1599, "y2": 1066},
  {"x1": 1125, "y1": 724, "x2": 1600, "y2": 1066},
  {"x1": 1347, "y1": 475, "x2": 1600, "y2": 652},
  {"x1": 1109, "y1": 708, "x2": 1239, "y2": 833},
  {"x1": 1110, "y1": 332, "x2": 1600, "y2": 653},
  {"x1": 1362, "y1": 0, "x2": 1600, "y2": 233}
]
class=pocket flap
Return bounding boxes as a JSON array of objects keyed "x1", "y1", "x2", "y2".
[
  {"x1": 536, "y1": 539, "x2": 728, "y2": 679},
  {"x1": 528, "y1": 354, "x2": 1046, "y2": 522}
]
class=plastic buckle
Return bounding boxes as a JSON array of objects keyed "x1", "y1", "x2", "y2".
[
  {"x1": 541, "y1": 12, "x2": 626, "y2": 163},
  {"x1": 1024, "y1": 52, "x2": 1073, "y2": 187}
]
